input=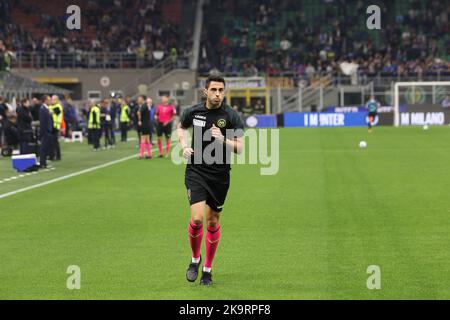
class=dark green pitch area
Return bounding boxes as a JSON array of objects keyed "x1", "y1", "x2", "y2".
[{"x1": 1, "y1": 127, "x2": 449, "y2": 299}]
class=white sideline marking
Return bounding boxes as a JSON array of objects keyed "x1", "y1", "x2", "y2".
[
  {"x1": 0, "y1": 166, "x2": 55, "y2": 184},
  {"x1": 0, "y1": 149, "x2": 156, "y2": 200}
]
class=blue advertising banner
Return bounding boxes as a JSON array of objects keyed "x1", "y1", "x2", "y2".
[
  {"x1": 284, "y1": 112, "x2": 367, "y2": 128},
  {"x1": 245, "y1": 115, "x2": 277, "y2": 128}
]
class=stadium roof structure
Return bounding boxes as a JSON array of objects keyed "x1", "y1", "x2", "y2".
[{"x1": 0, "y1": 72, "x2": 72, "y2": 97}]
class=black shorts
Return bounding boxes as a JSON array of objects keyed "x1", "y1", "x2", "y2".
[
  {"x1": 139, "y1": 124, "x2": 151, "y2": 135},
  {"x1": 156, "y1": 122, "x2": 172, "y2": 138},
  {"x1": 368, "y1": 112, "x2": 377, "y2": 119},
  {"x1": 185, "y1": 168, "x2": 230, "y2": 213}
]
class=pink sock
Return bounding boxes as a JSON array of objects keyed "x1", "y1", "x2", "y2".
[
  {"x1": 157, "y1": 140, "x2": 163, "y2": 156},
  {"x1": 140, "y1": 142, "x2": 145, "y2": 157},
  {"x1": 204, "y1": 225, "x2": 221, "y2": 269},
  {"x1": 166, "y1": 140, "x2": 171, "y2": 155},
  {"x1": 146, "y1": 142, "x2": 152, "y2": 157},
  {"x1": 189, "y1": 221, "x2": 203, "y2": 259}
]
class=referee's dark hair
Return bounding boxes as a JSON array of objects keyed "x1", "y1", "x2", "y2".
[
  {"x1": 138, "y1": 94, "x2": 147, "y2": 100},
  {"x1": 205, "y1": 72, "x2": 226, "y2": 89}
]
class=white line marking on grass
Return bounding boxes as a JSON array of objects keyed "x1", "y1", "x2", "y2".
[
  {"x1": 0, "y1": 165, "x2": 56, "y2": 184},
  {"x1": 0, "y1": 148, "x2": 157, "y2": 200}
]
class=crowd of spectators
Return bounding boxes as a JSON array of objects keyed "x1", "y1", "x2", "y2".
[
  {"x1": 0, "y1": 0, "x2": 192, "y2": 68},
  {"x1": 199, "y1": 0, "x2": 450, "y2": 81},
  {"x1": 1, "y1": 0, "x2": 448, "y2": 76}
]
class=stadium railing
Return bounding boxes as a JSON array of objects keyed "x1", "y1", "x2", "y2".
[
  {"x1": 203, "y1": 70, "x2": 450, "y2": 88},
  {"x1": 12, "y1": 52, "x2": 192, "y2": 70}
]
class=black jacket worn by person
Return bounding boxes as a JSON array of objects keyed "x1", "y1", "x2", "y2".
[
  {"x1": 0, "y1": 102, "x2": 8, "y2": 119},
  {"x1": 30, "y1": 103, "x2": 41, "y2": 121},
  {"x1": 0, "y1": 51, "x2": 6, "y2": 72},
  {"x1": 39, "y1": 105, "x2": 53, "y2": 137},
  {"x1": 100, "y1": 107, "x2": 113, "y2": 126},
  {"x1": 4, "y1": 119, "x2": 19, "y2": 146},
  {"x1": 17, "y1": 105, "x2": 33, "y2": 141}
]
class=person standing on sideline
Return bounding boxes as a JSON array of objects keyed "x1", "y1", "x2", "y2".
[
  {"x1": 146, "y1": 97, "x2": 156, "y2": 145},
  {"x1": 0, "y1": 96, "x2": 8, "y2": 148},
  {"x1": 130, "y1": 98, "x2": 140, "y2": 143},
  {"x1": 100, "y1": 99, "x2": 115, "y2": 149},
  {"x1": 17, "y1": 98, "x2": 33, "y2": 154},
  {"x1": 88, "y1": 101, "x2": 101, "y2": 151},
  {"x1": 30, "y1": 97, "x2": 41, "y2": 121},
  {"x1": 155, "y1": 95, "x2": 177, "y2": 158},
  {"x1": 49, "y1": 95, "x2": 63, "y2": 160},
  {"x1": 119, "y1": 98, "x2": 131, "y2": 142},
  {"x1": 109, "y1": 96, "x2": 119, "y2": 144},
  {"x1": 39, "y1": 95, "x2": 53, "y2": 168},
  {"x1": 136, "y1": 95, "x2": 152, "y2": 159},
  {"x1": 62, "y1": 95, "x2": 74, "y2": 139}
]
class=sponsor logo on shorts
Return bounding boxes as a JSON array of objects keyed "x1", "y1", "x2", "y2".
[{"x1": 187, "y1": 189, "x2": 191, "y2": 201}]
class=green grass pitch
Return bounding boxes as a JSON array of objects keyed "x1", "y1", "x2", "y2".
[{"x1": 0, "y1": 127, "x2": 449, "y2": 299}]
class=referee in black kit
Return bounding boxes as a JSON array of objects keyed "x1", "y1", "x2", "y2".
[{"x1": 177, "y1": 73, "x2": 244, "y2": 286}]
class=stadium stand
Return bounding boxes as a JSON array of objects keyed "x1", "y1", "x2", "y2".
[
  {"x1": 0, "y1": 0, "x2": 193, "y2": 68},
  {"x1": 199, "y1": 0, "x2": 449, "y2": 82}
]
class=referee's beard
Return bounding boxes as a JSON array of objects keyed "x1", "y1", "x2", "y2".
[{"x1": 206, "y1": 97, "x2": 223, "y2": 110}]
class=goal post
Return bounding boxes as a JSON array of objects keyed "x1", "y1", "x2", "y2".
[{"x1": 394, "y1": 81, "x2": 450, "y2": 127}]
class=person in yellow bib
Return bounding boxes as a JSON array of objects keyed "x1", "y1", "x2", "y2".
[
  {"x1": 119, "y1": 98, "x2": 130, "y2": 142},
  {"x1": 50, "y1": 95, "x2": 63, "y2": 161},
  {"x1": 88, "y1": 100, "x2": 101, "y2": 151}
]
